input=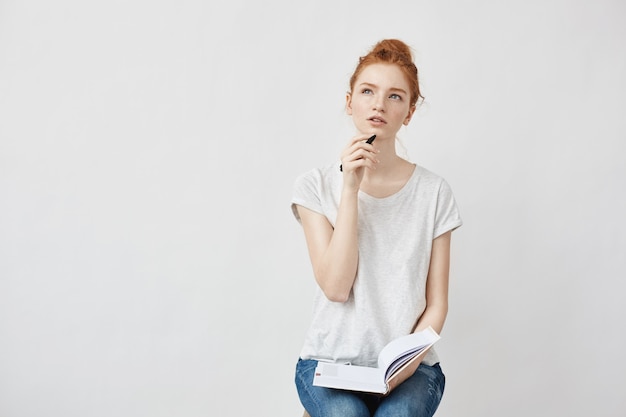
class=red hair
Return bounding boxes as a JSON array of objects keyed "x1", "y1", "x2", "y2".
[{"x1": 349, "y1": 39, "x2": 423, "y2": 107}]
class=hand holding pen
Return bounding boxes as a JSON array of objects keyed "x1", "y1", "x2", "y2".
[
  {"x1": 339, "y1": 134, "x2": 378, "y2": 189},
  {"x1": 339, "y1": 134, "x2": 377, "y2": 172}
]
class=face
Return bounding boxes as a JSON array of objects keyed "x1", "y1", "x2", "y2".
[{"x1": 346, "y1": 63, "x2": 415, "y2": 139}]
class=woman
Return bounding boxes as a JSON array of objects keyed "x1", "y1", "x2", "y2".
[{"x1": 291, "y1": 39, "x2": 462, "y2": 417}]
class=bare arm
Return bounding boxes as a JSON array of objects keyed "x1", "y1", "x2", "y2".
[
  {"x1": 295, "y1": 135, "x2": 378, "y2": 302},
  {"x1": 414, "y1": 230, "x2": 452, "y2": 334},
  {"x1": 296, "y1": 190, "x2": 358, "y2": 302}
]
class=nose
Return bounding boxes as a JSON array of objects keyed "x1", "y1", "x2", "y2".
[{"x1": 373, "y1": 97, "x2": 385, "y2": 112}]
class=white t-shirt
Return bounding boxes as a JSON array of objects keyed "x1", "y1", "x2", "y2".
[{"x1": 292, "y1": 162, "x2": 462, "y2": 367}]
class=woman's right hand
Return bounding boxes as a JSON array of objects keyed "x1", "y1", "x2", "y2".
[{"x1": 340, "y1": 134, "x2": 379, "y2": 191}]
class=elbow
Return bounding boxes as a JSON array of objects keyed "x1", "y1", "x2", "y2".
[
  {"x1": 316, "y1": 275, "x2": 352, "y2": 303},
  {"x1": 323, "y1": 289, "x2": 351, "y2": 303},
  {"x1": 314, "y1": 267, "x2": 355, "y2": 303}
]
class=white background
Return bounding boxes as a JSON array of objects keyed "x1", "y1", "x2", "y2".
[{"x1": 1, "y1": 1, "x2": 625, "y2": 416}]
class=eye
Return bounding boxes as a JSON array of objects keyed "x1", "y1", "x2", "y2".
[
  {"x1": 361, "y1": 88, "x2": 373, "y2": 94},
  {"x1": 389, "y1": 93, "x2": 402, "y2": 100}
]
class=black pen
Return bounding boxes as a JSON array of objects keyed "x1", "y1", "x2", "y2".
[{"x1": 340, "y1": 135, "x2": 376, "y2": 172}]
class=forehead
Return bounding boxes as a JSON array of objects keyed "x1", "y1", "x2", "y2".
[{"x1": 355, "y1": 63, "x2": 410, "y2": 91}]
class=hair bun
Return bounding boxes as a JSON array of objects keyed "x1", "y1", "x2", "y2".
[{"x1": 371, "y1": 39, "x2": 413, "y2": 62}]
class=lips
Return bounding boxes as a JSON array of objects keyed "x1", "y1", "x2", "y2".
[{"x1": 368, "y1": 115, "x2": 387, "y2": 124}]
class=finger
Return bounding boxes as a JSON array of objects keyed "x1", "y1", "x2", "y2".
[
  {"x1": 341, "y1": 149, "x2": 379, "y2": 172},
  {"x1": 343, "y1": 157, "x2": 377, "y2": 172},
  {"x1": 340, "y1": 149, "x2": 369, "y2": 166},
  {"x1": 341, "y1": 139, "x2": 378, "y2": 160}
]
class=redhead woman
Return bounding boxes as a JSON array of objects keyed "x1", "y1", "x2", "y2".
[{"x1": 291, "y1": 39, "x2": 462, "y2": 417}]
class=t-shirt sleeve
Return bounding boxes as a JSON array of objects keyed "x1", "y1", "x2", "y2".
[
  {"x1": 433, "y1": 179, "x2": 463, "y2": 239},
  {"x1": 291, "y1": 170, "x2": 323, "y2": 223}
]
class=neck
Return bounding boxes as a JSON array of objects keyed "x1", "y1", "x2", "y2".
[{"x1": 363, "y1": 137, "x2": 410, "y2": 181}]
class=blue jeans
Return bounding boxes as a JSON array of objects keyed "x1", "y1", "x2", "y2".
[{"x1": 295, "y1": 359, "x2": 445, "y2": 417}]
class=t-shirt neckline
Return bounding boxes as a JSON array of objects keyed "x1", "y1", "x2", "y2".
[{"x1": 358, "y1": 163, "x2": 419, "y2": 202}]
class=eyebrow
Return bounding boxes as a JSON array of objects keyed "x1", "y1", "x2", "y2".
[{"x1": 358, "y1": 82, "x2": 408, "y2": 95}]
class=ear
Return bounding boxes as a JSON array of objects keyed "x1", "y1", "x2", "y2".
[
  {"x1": 403, "y1": 105, "x2": 416, "y2": 125},
  {"x1": 345, "y1": 93, "x2": 353, "y2": 115}
]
